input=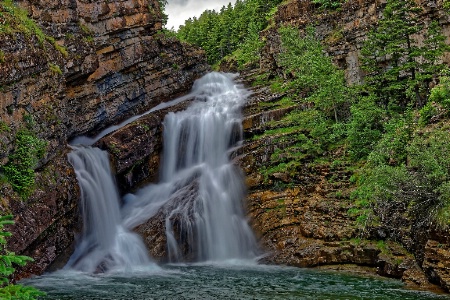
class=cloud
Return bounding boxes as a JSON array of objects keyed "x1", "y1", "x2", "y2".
[
  {"x1": 166, "y1": 0, "x2": 232, "y2": 30},
  {"x1": 168, "y1": 0, "x2": 189, "y2": 6}
]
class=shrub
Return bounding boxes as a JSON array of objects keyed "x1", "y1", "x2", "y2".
[
  {"x1": 0, "y1": 215, "x2": 44, "y2": 299},
  {"x1": 419, "y1": 101, "x2": 438, "y2": 126},
  {"x1": 429, "y1": 76, "x2": 450, "y2": 109},
  {"x1": 2, "y1": 127, "x2": 47, "y2": 199},
  {"x1": 355, "y1": 126, "x2": 450, "y2": 231},
  {"x1": 367, "y1": 113, "x2": 413, "y2": 167},
  {"x1": 347, "y1": 96, "x2": 385, "y2": 160},
  {"x1": 312, "y1": 0, "x2": 342, "y2": 9}
]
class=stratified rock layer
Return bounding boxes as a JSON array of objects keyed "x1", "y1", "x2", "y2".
[
  {"x1": 0, "y1": 0, "x2": 208, "y2": 279},
  {"x1": 234, "y1": 72, "x2": 443, "y2": 292}
]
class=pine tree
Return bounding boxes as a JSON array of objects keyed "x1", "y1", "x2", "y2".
[
  {"x1": 361, "y1": 0, "x2": 449, "y2": 110},
  {"x1": 361, "y1": 0, "x2": 422, "y2": 109},
  {"x1": 279, "y1": 26, "x2": 350, "y2": 122},
  {"x1": 0, "y1": 215, "x2": 44, "y2": 299},
  {"x1": 176, "y1": 0, "x2": 283, "y2": 66}
]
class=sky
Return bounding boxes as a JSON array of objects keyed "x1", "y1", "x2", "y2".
[{"x1": 166, "y1": 0, "x2": 233, "y2": 30}]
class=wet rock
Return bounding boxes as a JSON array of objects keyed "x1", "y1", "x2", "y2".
[
  {"x1": 96, "y1": 100, "x2": 192, "y2": 193},
  {"x1": 423, "y1": 240, "x2": 450, "y2": 291},
  {"x1": 0, "y1": 0, "x2": 208, "y2": 279}
]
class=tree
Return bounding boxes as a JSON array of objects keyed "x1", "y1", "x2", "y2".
[
  {"x1": 279, "y1": 26, "x2": 351, "y2": 122},
  {"x1": 0, "y1": 215, "x2": 44, "y2": 299},
  {"x1": 158, "y1": 0, "x2": 168, "y2": 26},
  {"x1": 176, "y1": 0, "x2": 283, "y2": 66},
  {"x1": 361, "y1": 0, "x2": 449, "y2": 110}
]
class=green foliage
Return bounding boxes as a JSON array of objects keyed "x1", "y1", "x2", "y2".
[
  {"x1": 0, "y1": 215, "x2": 44, "y2": 299},
  {"x1": 0, "y1": 121, "x2": 9, "y2": 133},
  {"x1": 418, "y1": 101, "x2": 438, "y2": 126},
  {"x1": 2, "y1": 118, "x2": 47, "y2": 199},
  {"x1": 0, "y1": 50, "x2": 4, "y2": 63},
  {"x1": 177, "y1": 0, "x2": 283, "y2": 65},
  {"x1": 444, "y1": 0, "x2": 450, "y2": 12},
  {"x1": 361, "y1": 0, "x2": 449, "y2": 110},
  {"x1": 355, "y1": 125, "x2": 450, "y2": 230},
  {"x1": 419, "y1": 76, "x2": 450, "y2": 125},
  {"x1": 429, "y1": 76, "x2": 450, "y2": 109},
  {"x1": 0, "y1": 0, "x2": 46, "y2": 44},
  {"x1": 347, "y1": 96, "x2": 385, "y2": 160},
  {"x1": 46, "y1": 36, "x2": 68, "y2": 57},
  {"x1": 312, "y1": 0, "x2": 342, "y2": 10},
  {"x1": 158, "y1": 0, "x2": 168, "y2": 26},
  {"x1": 0, "y1": 0, "x2": 70, "y2": 60},
  {"x1": 227, "y1": 21, "x2": 264, "y2": 68},
  {"x1": 48, "y1": 63, "x2": 62, "y2": 75},
  {"x1": 279, "y1": 26, "x2": 352, "y2": 122},
  {"x1": 367, "y1": 113, "x2": 414, "y2": 167},
  {"x1": 78, "y1": 22, "x2": 91, "y2": 35},
  {"x1": 350, "y1": 3, "x2": 450, "y2": 235},
  {"x1": 255, "y1": 25, "x2": 353, "y2": 181},
  {"x1": 407, "y1": 129, "x2": 450, "y2": 227}
]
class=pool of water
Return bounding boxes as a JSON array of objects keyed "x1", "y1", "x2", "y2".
[{"x1": 24, "y1": 263, "x2": 450, "y2": 300}]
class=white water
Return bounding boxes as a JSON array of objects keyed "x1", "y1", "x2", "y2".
[
  {"x1": 70, "y1": 93, "x2": 194, "y2": 146},
  {"x1": 67, "y1": 72, "x2": 257, "y2": 271},
  {"x1": 66, "y1": 146, "x2": 151, "y2": 272},
  {"x1": 123, "y1": 72, "x2": 257, "y2": 261}
]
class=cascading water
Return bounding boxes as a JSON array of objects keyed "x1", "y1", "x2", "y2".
[
  {"x1": 67, "y1": 72, "x2": 257, "y2": 272},
  {"x1": 164, "y1": 72, "x2": 257, "y2": 261},
  {"x1": 66, "y1": 146, "x2": 150, "y2": 272},
  {"x1": 24, "y1": 74, "x2": 447, "y2": 300},
  {"x1": 122, "y1": 72, "x2": 258, "y2": 262}
]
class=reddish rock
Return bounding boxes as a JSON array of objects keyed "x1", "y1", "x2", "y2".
[{"x1": 0, "y1": 0, "x2": 208, "y2": 279}]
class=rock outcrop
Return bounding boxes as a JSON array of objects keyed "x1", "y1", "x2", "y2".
[
  {"x1": 232, "y1": 71, "x2": 444, "y2": 292},
  {"x1": 251, "y1": 0, "x2": 450, "y2": 292},
  {"x1": 0, "y1": 0, "x2": 208, "y2": 279},
  {"x1": 261, "y1": 0, "x2": 450, "y2": 84}
]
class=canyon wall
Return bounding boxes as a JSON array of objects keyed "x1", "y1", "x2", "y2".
[
  {"x1": 0, "y1": 0, "x2": 208, "y2": 279},
  {"x1": 81, "y1": 0, "x2": 450, "y2": 292},
  {"x1": 261, "y1": 0, "x2": 450, "y2": 84},
  {"x1": 250, "y1": 0, "x2": 450, "y2": 292}
]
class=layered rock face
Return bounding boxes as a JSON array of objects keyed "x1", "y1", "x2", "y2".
[
  {"x1": 234, "y1": 76, "x2": 426, "y2": 284},
  {"x1": 0, "y1": 0, "x2": 208, "y2": 279},
  {"x1": 243, "y1": 0, "x2": 450, "y2": 292}
]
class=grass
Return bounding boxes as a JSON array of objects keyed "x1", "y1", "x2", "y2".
[
  {"x1": 0, "y1": 0, "x2": 46, "y2": 44},
  {"x1": 0, "y1": 1, "x2": 70, "y2": 58},
  {"x1": 48, "y1": 63, "x2": 62, "y2": 75},
  {"x1": 0, "y1": 121, "x2": 10, "y2": 133}
]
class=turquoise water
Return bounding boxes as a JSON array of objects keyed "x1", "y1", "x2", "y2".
[{"x1": 24, "y1": 263, "x2": 450, "y2": 300}]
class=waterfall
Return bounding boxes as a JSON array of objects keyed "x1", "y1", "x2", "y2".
[
  {"x1": 68, "y1": 72, "x2": 257, "y2": 270},
  {"x1": 66, "y1": 146, "x2": 150, "y2": 272},
  {"x1": 123, "y1": 72, "x2": 258, "y2": 261}
]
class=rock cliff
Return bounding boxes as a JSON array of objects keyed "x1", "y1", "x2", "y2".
[
  {"x1": 261, "y1": 0, "x2": 450, "y2": 84},
  {"x1": 248, "y1": 0, "x2": 450, "y2": 292},
  {"x1": 0, "y1": 0, "x2": 208, "y2": 279},
  {"x1": 91, "y1": 0, "x2": 450, "y2": 292}
]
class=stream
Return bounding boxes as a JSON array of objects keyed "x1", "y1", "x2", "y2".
[{"x1": 24, "y1": 263, "x2": 450, "y2": 299}]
